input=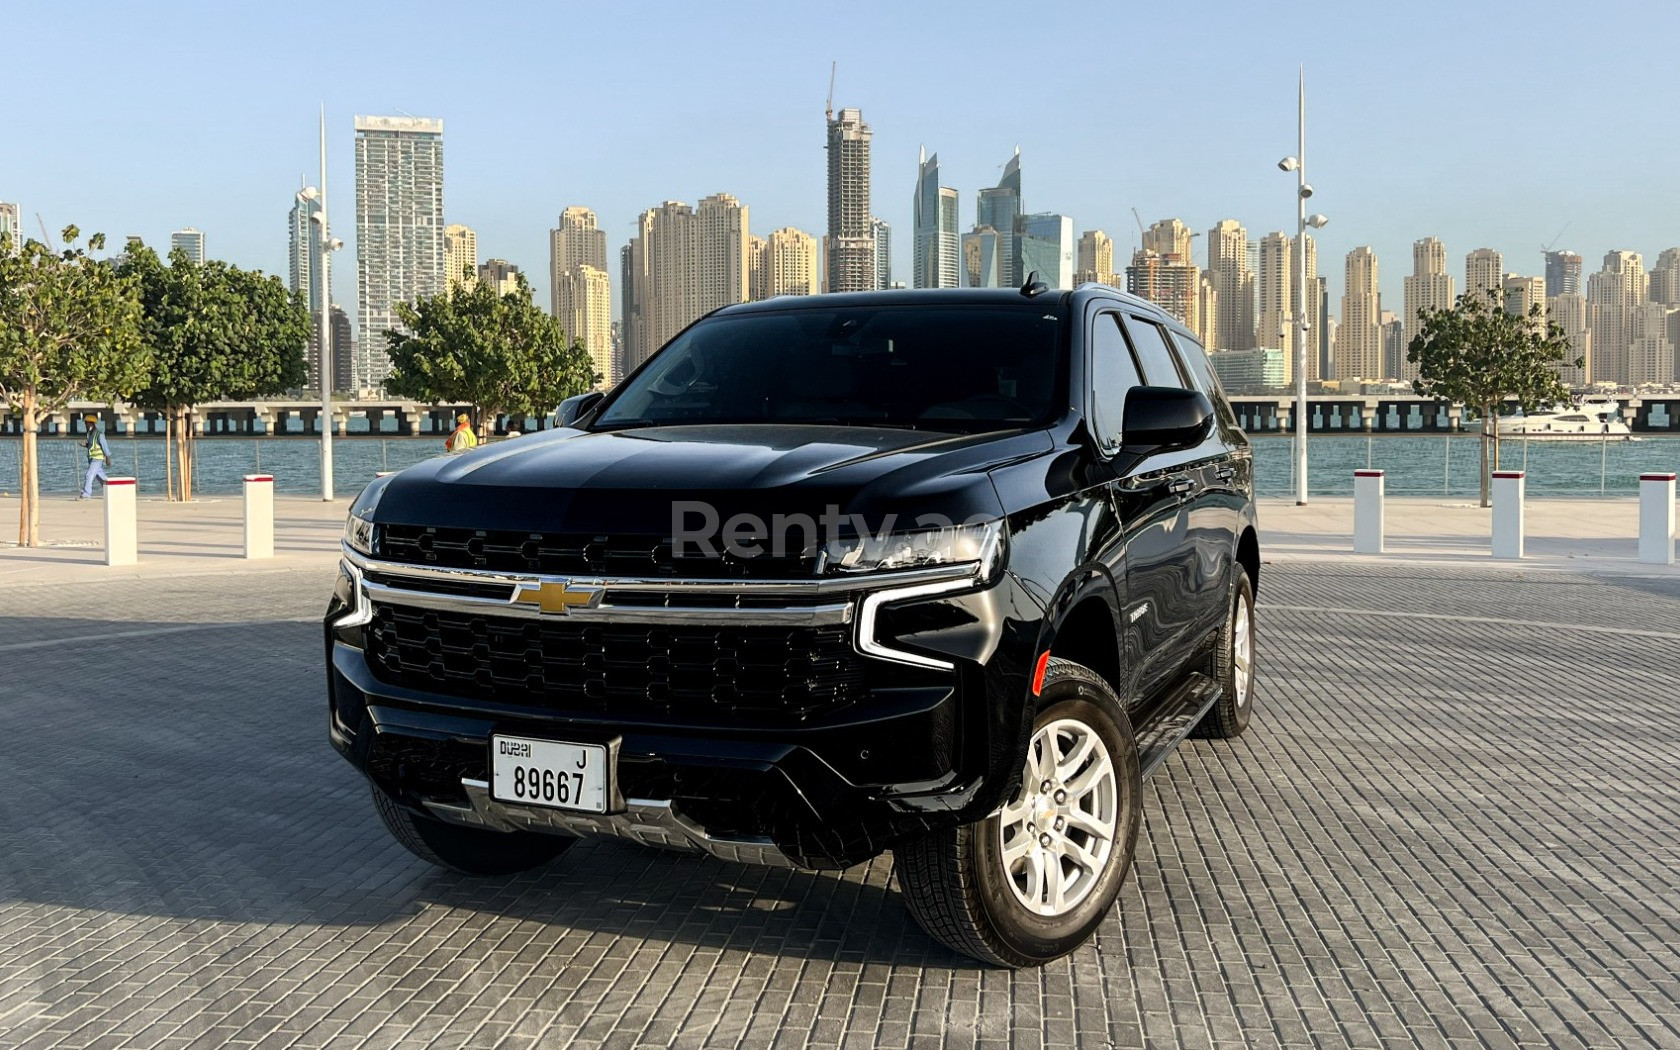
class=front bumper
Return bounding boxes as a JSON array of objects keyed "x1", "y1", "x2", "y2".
[{"x1": 326, "y1": 553, "x2": 1044, "y2": 869}]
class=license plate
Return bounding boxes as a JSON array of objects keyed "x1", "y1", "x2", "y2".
[{"x1": 490, "y1": 735, "x2": 609, "y2": 813}]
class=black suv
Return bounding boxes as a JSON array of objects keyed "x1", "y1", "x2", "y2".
[{"x1": 326, "y1": 284, "x2": 1258, "y2": 967}]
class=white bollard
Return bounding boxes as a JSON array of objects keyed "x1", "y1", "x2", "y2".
[
  {"x1": 1491, "y1": 470, "x2": 1525, "y2": 559},
  {"x1": 1353, "y1": 469, "x2": 1385, "y2": 554},
  {"x1": 1639, "y1": 472, "x2": 1676, "y2": 565},
  {"x1": 104, "y1": 477, "x2": 138, "y2": 566},
  {"x1": 243, "y1": 474, "x2": 275, "y2": 560}
]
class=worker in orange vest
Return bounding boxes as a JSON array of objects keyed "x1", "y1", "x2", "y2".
[{"x1": 444, "y1": 413, "x2": 478, "y2": 452}]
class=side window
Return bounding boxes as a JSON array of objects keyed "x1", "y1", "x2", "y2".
[
  {"x1": 1122, "y1": 316, "x2": 1187, "y2": 387},
  {"x1": 1168, "y1": 332, "x2": 1215, "y2": 395},
  {"x1": 1090, "y1": 312, "x2": 1141, "y2": 448}
]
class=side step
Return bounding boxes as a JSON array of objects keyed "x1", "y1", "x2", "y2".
[{"x1": 1132, "y1": 672, "x2": 1221, "y2": 779}]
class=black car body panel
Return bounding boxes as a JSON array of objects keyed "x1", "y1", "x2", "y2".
[{"x1": 326, "y1": 285, "x2": 1258, "y2": 869}]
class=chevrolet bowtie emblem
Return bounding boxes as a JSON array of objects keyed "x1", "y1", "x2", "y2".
[{"x1": 510, "y1": 580, "x2": 604, "y2": 615}]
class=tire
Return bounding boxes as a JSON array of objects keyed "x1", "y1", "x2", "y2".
[
  {"x1": 895, "y1": 658, "x2": 1142, "y2": 967},
  {"x1": 1191, "y1": 568, "x2": 1256, "y2": 739},
  {"x1": 371, "y1": 786, "x2": 576, "y2": 876}
]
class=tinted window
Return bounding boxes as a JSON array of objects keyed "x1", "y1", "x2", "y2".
[
  {"x1": 1123, "y1": 316, "x2": 1186, "y2": 387},
  {"x1": 595, "y1": 304, "x2": 1067, "y2": 433},
  {"x1": 1089, "y1": 312, "x2": 1140, "y2": 447},
  {"x1": 1169, "y1": 332, "x2": 1215, "y2": 395}
]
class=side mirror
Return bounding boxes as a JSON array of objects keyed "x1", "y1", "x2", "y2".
[
  {"x1": 1121, "y1": 386, "x2": 1214, "y2": 455},
  {"x1": 556, "y1": 391, "x2": 604, "y2": 428}
]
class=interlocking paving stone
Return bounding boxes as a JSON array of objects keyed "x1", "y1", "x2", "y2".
[{"x1": 2, "y1": 563, "x2": 1678, "y2": 1048}]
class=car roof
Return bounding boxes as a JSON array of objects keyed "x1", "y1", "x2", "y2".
[{"x1": 712, "y1": 285, "x2": 1188, "y2": 339}]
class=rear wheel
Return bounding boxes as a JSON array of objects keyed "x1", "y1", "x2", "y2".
[
  {"x1": 1192, "y1": 569, "x2": 1255, "y2": 739},
  {"x1": 372, "y1": 786, "x2": 575, "y2": 876},
  {"x1": 896, "y1": 658, "x2": 1142, "y2": 967}
]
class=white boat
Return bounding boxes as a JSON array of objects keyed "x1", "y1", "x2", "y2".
[{"x1": 1497, "y1": 397, "x2": 1636, "y2": 439}]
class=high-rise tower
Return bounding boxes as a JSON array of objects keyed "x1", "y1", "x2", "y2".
[
  {"x1": 1402, "y1": 237, "x2": 1454, "y2": 383},
  {"x1": 825, "y1": 106, "x2": 875, "y2": 293},
  {"x1": 976, "y1": 149, "x2": 1022, "y2": 286},
  {"x1": 354, "y1": 114, "x2": 444, "y2": 392},
  {"x1": 170, "y1": 228, "x2": 205, "y2": 264},
  {"x1": 444, "y1": 225, "x2": 477, "y2": 289},
  {"x1": 912, "y1": 148, "x2": 959, "y2": 289},
  {"x1": 1545, "y1": 250, "x2": 1583, "y2": 300},
  {"x1": 1465, "y1": 248, "x2": 1503, "y2": 305},
  {"x1": 1337, "y1": 246, "x2": 1383, "y2": 381},
  {"x1": 1206, "y1": 220, "x2": 1255, "y2": 352}
]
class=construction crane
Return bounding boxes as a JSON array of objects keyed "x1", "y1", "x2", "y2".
[
  {"x1": 825, "y1": 61, "x2": 835, "y2": 122},
  {"x1": 1540, "y1": 222, "x2": 1571, "y2": 258},
  {"x1": 36, "y1": 212, "x2": 51, "y2": 244}
]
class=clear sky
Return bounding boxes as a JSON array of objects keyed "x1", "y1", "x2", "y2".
[{"x1": 7, "y1": 0, "x2": 1677, "y2": 330}]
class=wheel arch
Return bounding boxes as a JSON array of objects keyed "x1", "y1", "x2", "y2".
[
  {"x1": 1034, "y1": 569, "x2": 1125, "y2": 703},
  {"x1": 1236, "y1": 525, "x2": 1259, "y2": 595}
]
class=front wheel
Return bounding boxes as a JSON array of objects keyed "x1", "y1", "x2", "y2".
[
  {"x1": 372, "y1": 786, "x2": 575, "y2": 876},
  {"x1": 1191, "y1": 568, "x2": 1256, "y2": 739},
  {"x1": 895, "y1": 658, "x2": 1142, "y2": 967}
]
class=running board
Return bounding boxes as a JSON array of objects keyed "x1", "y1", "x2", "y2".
[{"x1": 1132, "y1": 672, "x2": 1221, "y2": 779}]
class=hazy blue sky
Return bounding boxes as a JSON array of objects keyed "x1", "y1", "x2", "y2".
[{"x1": 8, "y1": 0, "x2": 1677, "y2": 328}]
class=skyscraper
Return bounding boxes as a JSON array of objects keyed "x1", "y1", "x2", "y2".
[
  {"x1": 1545, "y1": 250, "x2": 1583, "y2": 299},
  {"x1": 643, "y1": 201, "x2": 699, "y2": 358},
  {"x1": 1142, "y1": 219, "x2": 1194, "y2": 262},
  {"x1": 1195, "y1": 271, "x2": 1219, "y2": 352},
  {"x1": 1547, "y1": 293, "x2": 1591, "y2": 386},
  {"x1": 1075, "y1": 230, "x2": 1113, "y2": 285},
  {"x1": 1586, "y1": 250, "x2": 1647, "y2": 385},
  {"x1": 963, "y1": 227, "x2": 1002, "y2": 288},
  {"x1": 355, "y1": 114, "x2": 445, "y2": 392},
  {"x1": 1125, "y1": 250, "x2": 1199, "y2": 330},
  {"x1": 1206, "y1": 220, "x2": 1255, "y2": 352},
  {"x1": 1650, "y1": 247, "x2": 1680, "y2": 305},
  {"x1": 1256, "y1": 231, "x2": 1292, "y2": 357},
  {"x1": 825, "y1": 106, "x2": 875, "y2": 293},
  {"x1": 976, "y1": 149, "x2": 1022, "y2": 286},
  {"x1": 556, "y1": 265, "x2": 613, "y2": 388},
  {"x1": 170, "y1": 227, "x2": 205, "y2": 264},
  {"x1": 1018, "y1": 214, "x2": 1074, "y2": 289},
  {"x1": 1501, "y1": 274, "x2": 1547, "y2": 327},
  {"x1": 913, "y1": 149, "x2": 959, "y2": 289},
  {"x1": 1465, "y1": 248, "x2": 1502, "y2": 305},
  {"x1": 0, "y1": 202, "x2": 20, "y2": 252},
  {"x1": 760, "y1": 226, "x2": 821, "y2": 297},
  {"x1": 696, "y1": 193, "x2": 750, "y2": 313},
  {"x1": 1630, "y1": 302, "x2": 1676, "y2": 385},
  {"x1": 870, "y1": 218, "x2": 892, "y2": 289},
  {"x1": 444, "y1": 224, "x2": 477, "y2": 289},
  {"x1": 288, "y1": 188, "x2": 326, "y2": 390},
  {"x1": 1402, "y1": 237, "x2": 1454, "y2": 383},
  {"x1": 478, "y1": 259, "x2": 522, "y2": 296},
  {"x1": 549, "y1": 207, "x2": 610, "y2": 381},
  {"x1": 1337, "y1": 247, "x2": 1383, "y2": 381}
]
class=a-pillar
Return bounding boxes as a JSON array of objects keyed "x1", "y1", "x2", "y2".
[
  {"x1": 1491, "y1": 470, "x2": 1525, "y2": 559},
  {"x1": 1354, "y1": 470, "x2": 1385, "y2": 554},
  {"x1": 1639, "y1": 472, "x2": 1676, "y2": 565},
  {"x1": 104, "y1": 477, "x2": 138, "y2": 566}
]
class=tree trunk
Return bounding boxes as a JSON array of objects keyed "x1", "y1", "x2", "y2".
[
  {"x1": 17, "y1": 391, "x2": 38, "y2": 547},
  {"x1": 175, "y1": 406, "x2": 193, "y2": 502},
  {"x1": 1478, "y1": 409, "x2": 1492, "y2": 509},
  {"x1": 164, "y1": 411, "x2": 175, "y2": 501}
]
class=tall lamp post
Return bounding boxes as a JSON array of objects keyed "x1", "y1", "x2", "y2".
[
  {"x1": 300, "y1": 106, "x2": 343, "y2": 501},
  {"x1": 1278, "y1": 70, "x2": 1327, "y2": 506}
]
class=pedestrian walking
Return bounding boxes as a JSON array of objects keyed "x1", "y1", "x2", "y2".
[
  {"x1": 444, "y1": 413, "x2": 478, "y2": 453},
  {"x1": 79, "y1": 416, "x2": 112, "y2": 499}
]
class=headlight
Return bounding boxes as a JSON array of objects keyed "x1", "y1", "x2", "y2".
[
  {"x1": 822, "y1": 520, "x2": 1002, "y2": 575},
  {"x1": 342, "y1": 475, "x2": 393, "y2": 555}
]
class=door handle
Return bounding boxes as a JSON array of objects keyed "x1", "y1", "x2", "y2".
[
  {"x1": 1168, "y1": 477, "x2": 1196, "y2": 495},
  {"x1": 1215, "y1": 465, "x2": 1237, "y2": 481}
]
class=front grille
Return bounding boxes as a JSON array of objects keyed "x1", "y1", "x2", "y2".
[
  {"x1": 376, "y1": 524, "x2": 815, "y2": 579},
  {"x1": 365, "y1": 604, "x2": 867, "y2": 723}
]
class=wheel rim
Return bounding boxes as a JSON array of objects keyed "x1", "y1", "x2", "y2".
[
  {"x1": 996, "y1": 717, "x2": 1117, "y2": 917},
  {"x1": 1233, "y1": 595, "x2": 1253, "y2": 708}
]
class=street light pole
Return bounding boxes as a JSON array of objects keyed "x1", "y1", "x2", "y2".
[
  {"x1": 1293, "y1": 70, "x2": 1308, "y2": 506},
  {"x1": 317, "y1": 104, "x2": 335, "y2": 502}
]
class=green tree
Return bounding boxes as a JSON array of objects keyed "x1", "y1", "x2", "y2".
[
  {"x1": 1408, "y1": 287, "x2": 1580, "y2": 507},
  {"x1": 119, "y1": 246, "x2": 309, "y2": 500},
  {"x1": 383, "y1": 274, "x2": 599, "y2": 434},
  {"x1": 0, "y1": 227, "x2": 149, "y2": 547}
]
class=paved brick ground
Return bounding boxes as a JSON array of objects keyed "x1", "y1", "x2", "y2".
[{"x1": 2, "y1": 563, "x2": 1678, "y2": 1049}]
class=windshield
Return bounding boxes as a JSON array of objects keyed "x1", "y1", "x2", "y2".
[{"x1": 594, "y1": 302, "x2": 1068, "y2": 432}]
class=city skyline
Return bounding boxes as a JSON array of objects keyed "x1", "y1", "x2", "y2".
[{"x1": 7, "y1": 1, "x2": 1678, "y2": 330}]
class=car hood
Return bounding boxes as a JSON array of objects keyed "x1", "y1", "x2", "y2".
[{"x1": 371, "y1": 424, "x2": 1049, "y2": 536}]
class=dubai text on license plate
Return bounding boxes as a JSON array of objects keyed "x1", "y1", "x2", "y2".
[{"x1": 490, "y1": 736, "x2": 608, "y2": 813}]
